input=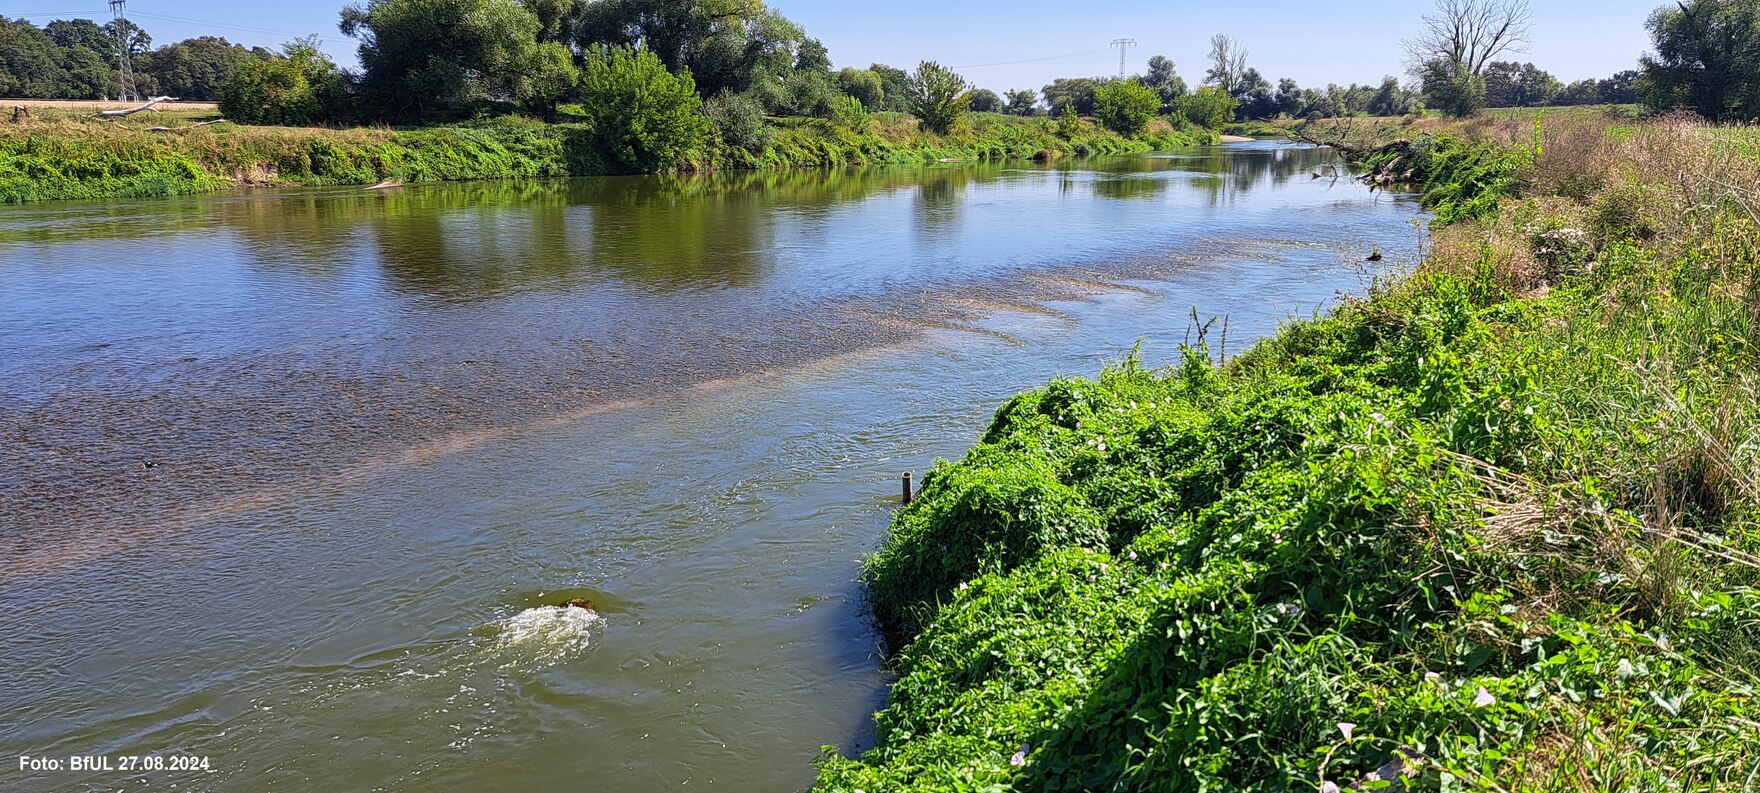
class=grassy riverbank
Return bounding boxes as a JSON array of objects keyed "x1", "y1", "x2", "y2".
[
  {"x1": 0, "y1": 110, "x2": 1214, "y2": 204},
  {"x1": 817, "y1": 116, "x2": 1760, "y2": 791}
]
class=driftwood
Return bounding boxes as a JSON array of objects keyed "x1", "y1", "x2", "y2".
[
  {"x1": 145, "y1": 119, "x2": 228, "y2": 133},
  {"x1": 366, "y1": 179, "x2": 404, "y2": 190},
  {"x1": 91, "y1": 96, "x2": 177, "y2": 119},
  {"x1": 11, "y1": 105, "x2": 28, "y2": 124}
]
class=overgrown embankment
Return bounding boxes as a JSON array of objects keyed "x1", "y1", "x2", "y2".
[
  {"x1": 817, "y1": 117, "x2": 1760, "y2": 791},
  {"x1": 0, "y1": 112, "x2": 1213, "y2": 204}
]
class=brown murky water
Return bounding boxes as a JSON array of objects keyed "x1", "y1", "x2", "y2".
[{"x1": 0, "y1": 143, "x2": 1421, "y2": 791}]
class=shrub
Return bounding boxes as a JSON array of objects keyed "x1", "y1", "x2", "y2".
[
  {"x1": 906, "y1": 61, "x2": 971, "y2": 135},
  {"x1": 218, "y1": 41, "x2": 346, "y2": 126},
  {"x1": 576, "y1": 45, "x2": 709, "y2": 172},
  {"x1": 831, "y1": 95, "x2": 869, "y2": 132},
  {"x1": 1094, "y1": 80, "x2": 1161, "y2": 136},
  {"x1": 1056, "y1": 104, "x2": 1081, "y2": 138},
  {"x1": 1176, "y1": 86, "x2": 1237, "y2": 130},
  {"x1": 704, "y1": 89, "x2": 773, "y2": 154}
]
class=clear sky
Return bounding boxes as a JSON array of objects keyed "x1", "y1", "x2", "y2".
[{"x1": 4, "y1": 0, "x2": 1665, "y2": 92}]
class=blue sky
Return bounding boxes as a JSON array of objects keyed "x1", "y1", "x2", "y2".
[{"x1": 5, "y1": 1, "x2": 1664, "y2": 92}]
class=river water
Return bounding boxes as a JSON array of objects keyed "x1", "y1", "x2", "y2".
[{"x1": 0, "y1": 142, "x2": 1421, "y2": 791}]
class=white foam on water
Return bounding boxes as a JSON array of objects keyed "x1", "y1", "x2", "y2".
[{"x1": 492, "y1": 606, "x2": 604, "y2": 668}]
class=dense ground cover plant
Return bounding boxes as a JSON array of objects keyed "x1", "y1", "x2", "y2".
[{"x1": 818, "y1": 116, "x2": 1760, "y2": 792}]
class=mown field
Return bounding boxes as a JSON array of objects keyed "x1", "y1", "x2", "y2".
[{"x1": 817, "y1": 114, "x2": 1760, "y2": 791}]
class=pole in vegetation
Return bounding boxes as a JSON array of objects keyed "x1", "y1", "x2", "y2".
[
  {"x1": 10, "y1": 106, "x2": 28, "y2": 124},
  {"x1": 902, "y1": 472, "x2": 914, "y2": 505},
  {"x1": 110, "y1": 0, "x2": 138, "y2": 103},
  {"x1": 1111, "y1": 38, "x2": 1137, "y2": 79}
]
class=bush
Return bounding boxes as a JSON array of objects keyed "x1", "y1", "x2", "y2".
[
  {"x1": 576, "y1": 45, "x2": 709, "y2": 172},
  {"x1": 1176, "y1": 86, "x2": 1237, "y2": 130},
  {"x1": 906, "y1": 61, "x2": 971, "y2": 135},
  {"x1": 704, "y1": 89, "x2": 773, "y2": 154},
  {"x1": 1094, "y1": 80, "x2": 1160, "y2": 136},
  {"x1": 218, "y1": 41, "x2": 346, "y2": 126}
]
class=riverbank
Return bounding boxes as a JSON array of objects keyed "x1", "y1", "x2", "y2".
[
  {"x1": 817, "y1": 116, "x2": 1760, "y2": 790},
  {"x1": 0, "y1": 111, "x2": 1215, "y2": 204}
]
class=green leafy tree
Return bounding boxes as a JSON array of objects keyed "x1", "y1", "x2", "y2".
[
  {"x1": 573, "y1": 0, "x2": 816, "y2": 99},
  {"x1": 513, "y1": 40, "x2": 579, "y2": 117},
  {"x1": 1483, "y1": 61, "x2": 1561, "y2": 107},
  {"x1": 1639, "y1": 0, "x2": 1760, "y2": 121},
  {"x1": 1177, "y1": 85, "x2": 1238, "y2": 129},
  {"x1": 1056, "y1": 104, "x2": 1081, "y2": 137},
  {"x1": 218, "y1": 40, "x2": 346, "y2": 125},
  {"x1": 966, "y1": 88, "x2": 1002, "y2": 113},
  {"x1": 137, "y1": 37, "x2": 266, "y2": 101},
  {"x1": 1366, "y1": 75, "x2": 1418, "y2": 116},
  {"x1": 576, "y1": 45, "x2": 709, "y2": 172},
  {"x1": 1094, "y1": 79, "x2": 1160, "y2": 135},
  {"x1": 868, "y1": 63, "x2": 914, "y2": 111},
  {"x1": 1003, "y1": 88, "x2": 1037, "y2": 116},
  {"x1": 340, "y1": 0, "x2": 544, "y2": 119},
  {"x1": 836, "y1": 67, "x2": 884, "y2": 108},
  {"x1": 832, "y1": 94, "x2": 870, "y2": 131},
  {"x1": 906, "y1": 60, "x2": 970, "y2": 135},
  {"x1": 1233, "y1": 67, "x2": 1276, "y2": 119},
  {"x1": 1140, "y1": 55, "x2": 1188, "y2": 113},
  {"x1": 1041, "y1": 77, "x2": 1103, "y2": 116},
  {"x1": 703, "y1": 88, "x2": 772, "y2": 152},
  {"x1": 1419, "y1": 57, "x2": 1488, "y2": 117}
]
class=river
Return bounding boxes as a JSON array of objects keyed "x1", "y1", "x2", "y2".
[{"x1": 0, "y1": 142, "x2": 1421, "y2": 791}]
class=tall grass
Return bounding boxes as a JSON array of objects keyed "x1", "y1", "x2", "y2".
[{"x1": 817, "y1": 116, "x2": 1760, "y2": 791}]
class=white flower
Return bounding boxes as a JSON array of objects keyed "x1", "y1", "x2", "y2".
[
  {"x1": 1474, "y1": 686, "x2": 1496, "y2": 708},
  {"x1": 1010, "y1": 744, "x2": 1030, "y2": 766},
  {"x1": 1425, "y1": 671, "x2": 1441, "y2": 684},
  {"x1": 1096, "y1": 439, "x2": 1108, "y2": 452},
  {"x1": 1127, "y1": 550, "x2": 1138, "y2": 561},
  {"x1": 1337, "y1": 722, "x2": 1356, "y2": 741},
  {"x1": 957, "y1": 582, "x2": 968, "y2": 591},
  {"x1": 1276, "y1": 603, "x2": 1302, "y2": 617},
  {"x1": 1320, "y1": 781, "x2": 1341, "y2": 793}
]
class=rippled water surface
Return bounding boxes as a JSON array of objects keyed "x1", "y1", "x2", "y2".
[{"x1": 0, "y1": 143, "x2": 1420, "y2": 791}]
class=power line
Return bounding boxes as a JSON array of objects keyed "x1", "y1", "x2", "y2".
[{"x1": 110, "y1": 0, "x2": 136, "y2": 101}]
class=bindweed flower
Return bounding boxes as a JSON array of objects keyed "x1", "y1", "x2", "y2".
[
  {"x1": 1276, "y1": 603, "x2": 1302, "y2": 618},
  {"x1": 1320, "y1": 781, "x2": 1341, "y2": 793},
  {"x1": 1127, "y1": 550, "x2": 1138, "y2": 561},
  {"x1": 1425, "y1": 671, "x2": 1441, "y2": 684},
  {"x1": 1010, "y1": 744, "x2": 1029, "y2": 766},
  {"x1": 957, "y1": 582, "x2": 968, "y2": 591},
  {"x1": 1474, "y1": 687, "x2": 1496, "y2": 708},
  {"x1": 1337, "y1": 722, "x2": 1356, "y2": 741}
]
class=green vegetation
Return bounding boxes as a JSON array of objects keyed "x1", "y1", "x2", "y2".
[
  {"x1": 217, "y1": 41, "x2": 347, "y2": 126},
  {"x1": 817, "y1": 114, "x2": 1760, "y2": 792},
  {"x1": 1639, "y1": 0, "x2": 1760, "y2": 122},
  {"x1": 0, "y1": 109, "x2": 1213, "y2": 204},
  {"x1": 572, "y1": 45, "x2": 708, "y2": 172},
  {"x1": 906, "y1": 61, "x2": 972, "y2": 136},
  {"x1": 1094, "y1": 81, "x2": 1161, "y2": 137}
]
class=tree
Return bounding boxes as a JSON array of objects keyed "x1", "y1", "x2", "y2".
[
  {"x1": 1094, "y1": 80, "x2": 1160, "y2": 135},
  {"x1": 1274, "y1": 78, "x2": 1304, "y2": 117},
  {"x1": 341, "y1": 0, "x2": 547, "y2": 119},
  {"x1": 137, "y1": 37, "x2": 265, "y2": 101},
  {"x1": 906, "y1": 61, "x2": 969, "y2": 134},
  {"x1": 513, "y1": 41, "x2": 579, "y2": 117},
  {"x1": 1004, "y1": 88, "x2": 1037, "y2": 116},
  {"x1": 967, "y1": 88, "x2": 1002, "y2": 113},
  {"x1": 1367, "y1": 75, "x2": 1418, "y2": 116},
  {"x1": 520, "y1": 0, "x2": 580, "y2": 42},
  {"x1": 1403, "y1": 0, "x2": 1532, "y2": 77},
  {"x1": 1140, "y1": 55, "x2": 1188, "y2": 113},
  {"x1": 1419, "y1": 57, "x2": 1487, "y2": 117},
  {"x1": 1178, "y1": 86, "x2": 1237, "y2": 130},
  {"x1": 218, "y1": 40, "x2": 346, "y2": 125},
  {"x1": 837, "y1": 67, "x2": 884, "y2": 108},
  {"x1": 1203, "y1": 34, "x2": 1248, "y2": 95},
  {"x1": 1041, "y1": 77, "x2": 1104, "y2": 116},
  {"x1": 1598, "y1": 70, "x2": 1639, "y2": 104},
  {"x1": 1638, "y1": 0, "x2": 1760, "y2": 121},
  {"x1": 572, "y1": 0, "x2": 810, "y2": 98},
  {"x1": 868, "y1": 63, "x2": 914, "y2": 112},
  {"x1": 576, "y1": 45, "x2": 709, "y2": 171},
  {"x1": 1233, "y1": 67, "x2": 1276, "y2": 119},
  {"x1": 1483, "y1": 61, "x2": 1560, "y2": 107}
]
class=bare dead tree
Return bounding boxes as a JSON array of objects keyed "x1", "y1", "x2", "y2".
[
  {"x1": 1402, "y1": 0, "x2": 1532, "y2": 75},
  {"x1": 1203, "y1": 34, "x2": 1249, "y2": 95}
]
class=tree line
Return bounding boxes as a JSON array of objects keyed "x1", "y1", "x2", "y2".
[{"x1": 0, "y1": 16, "x2": 272, "y2": 101}]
